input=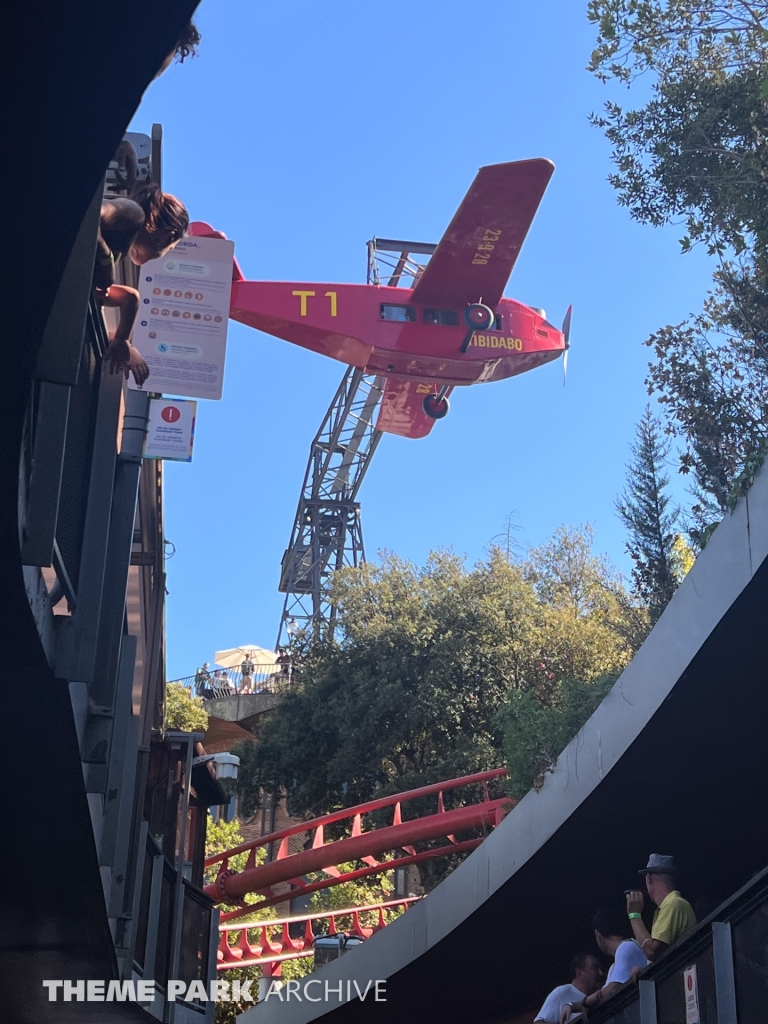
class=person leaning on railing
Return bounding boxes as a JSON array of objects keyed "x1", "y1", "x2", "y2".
[
  {"x1": 93, "y1": 183, "x2": 189, "y2": 385},
  {"x1": 625, "y1": 854, "x2": 696, "y2": 964},
  {"x1": 535, "y1": 952, "x2": 601, "y2": 1023},
  {"x1": 153, "y1": 20, "x2": 201, "y2": 80},
  {"x1": 560, "y1": 908, "x2": 647, "y2": 1023}
]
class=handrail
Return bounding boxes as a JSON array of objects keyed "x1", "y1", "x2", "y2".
[
  {"x1": 219, "y1": 895, "x2": 419, "y2": 932},
  {"x1": 50, "y1": 538, "x2": 77, "y2": 611},
  {"x1": 169, "y1": 662, "x2": 284, "y2": 697},
  {"x1": 217, "y1": 897, "x2": 420, "y2": 971}
]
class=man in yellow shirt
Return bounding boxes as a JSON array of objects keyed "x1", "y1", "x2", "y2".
[{"x1": 625, "y1": 854, "x2": 697, "y2": 961}]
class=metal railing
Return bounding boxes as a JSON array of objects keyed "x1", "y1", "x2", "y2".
[
  {"x1": 217, "y1": 897, "x2": 419, "y2": 970},
  {"x1": 592, "y1": 864, "x2": 768, "y2": 1024},
  {"x1": 169, "y1": 662, "x2": 290, "y2": 698}
]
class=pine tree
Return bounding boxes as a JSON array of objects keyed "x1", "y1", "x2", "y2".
[{"x1": 616, "y1": 407, "x2": 681, "y2": 621}]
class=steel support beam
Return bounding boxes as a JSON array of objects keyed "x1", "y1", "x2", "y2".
[
  {"x1": 82, "y1": 390, "x2": 149, "y2": 804},
  {"x1": 20, "y1": 382, "x2": 71, "y2": 567},
  {"x1": 713, "y1": 921, "x2": 738, "y2": 1024},
  {"x1": 167, "y1": 734, "x2": 195, "y2": 1024}
]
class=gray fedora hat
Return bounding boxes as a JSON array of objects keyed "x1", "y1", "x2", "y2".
[{"x1": 639, "y1": 853, "x2": 678, "y2": 876}]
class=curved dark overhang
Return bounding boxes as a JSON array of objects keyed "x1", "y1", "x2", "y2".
[
  {"x1": 243, "y1": 467, "x2": 768, "y2": 1024},
  {"x1": 1, "y1": 4, "x2": 199, "y2": 1020},
  {"x1": 3, "y1": 2, "x2": 200, "y2": 670}
]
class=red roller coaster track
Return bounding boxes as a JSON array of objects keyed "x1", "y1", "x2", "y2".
[
  {"x1": 206, "y1": 769, "x2": 512, "y2": 919},
  {"x1": 217, "y1": 897, "x2": 420, "y2": 970}
]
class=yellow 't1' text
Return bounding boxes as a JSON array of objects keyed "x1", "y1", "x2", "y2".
[{"x1": 292, "y1": 290, "x2": 338, "y2": 317}]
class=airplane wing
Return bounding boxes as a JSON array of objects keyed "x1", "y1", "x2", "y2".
[
  {"x1": 375, "y1": 378, "x2": 454, "y2": 439},
  {"x1": 410, "y1": 159, "x2": 554, "y2": 309}
]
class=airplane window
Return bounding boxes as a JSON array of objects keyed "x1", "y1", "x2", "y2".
[
  {"x1": 494, "y1": 314, "x2": 502, "y2": 330},
  {"x1": 423, "y1": 309, "x2": 459, "y2": 326},
  {"x1": 380, "y1": 304, "x2": 416, "y2": 322}
]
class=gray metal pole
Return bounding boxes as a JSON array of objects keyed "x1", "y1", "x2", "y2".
[
  {"x1": 639, "y1": 979, "x2": 658, "y2": 1024},
  {"x1": 712, "y1": 921, "x2": 738, "y2": 1024},
  {"x1": 167, "y1": 733, "x2": 196, "y2": 1023}
]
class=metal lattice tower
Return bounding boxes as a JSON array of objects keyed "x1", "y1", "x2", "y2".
[
  {"x1": 276, "y1": 239, "x2": 435, "y2": 649},
  {"x1": 276, "y1": 368, "x2": 385, "y2": 647}
]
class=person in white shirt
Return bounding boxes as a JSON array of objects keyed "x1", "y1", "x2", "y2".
[
  {"x1": 535, "y1": 953, "x2": 601, "y2": 1023},
  {"x1": 560, "y1": 909, "x2": 647, "y2": 1022}
]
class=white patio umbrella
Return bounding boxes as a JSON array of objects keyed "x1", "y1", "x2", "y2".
[{"x1": 214, "y1": 645, "x2": 279, "y2": 673}]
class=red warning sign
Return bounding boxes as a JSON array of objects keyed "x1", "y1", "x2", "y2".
[{"x1": 161, "y1": 405, "x2": 182, "y2": 423}]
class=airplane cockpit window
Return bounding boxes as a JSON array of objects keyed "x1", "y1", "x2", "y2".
[
  {"x1": 380, "y1": 304, "x2": 416, "y2": 322},
  {"x1": 494, "y1": 314, "x2": 502, "y2": 330},
  {"x1": 423, "y1": 308, "x2": 459, "y2": 326}
]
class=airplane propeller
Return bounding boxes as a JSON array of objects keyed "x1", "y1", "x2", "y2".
[{"x1": 562, "y1": 305, "x2": 572, "y2": 387}]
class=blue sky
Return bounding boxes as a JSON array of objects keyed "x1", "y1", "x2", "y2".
[{"x1": 131, "y1": 0, "x2": 714, "y2": 679}]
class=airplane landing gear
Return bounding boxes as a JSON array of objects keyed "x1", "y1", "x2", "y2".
[{"x1": 423, "y1": 387, "x2": 450, "y2": 420}]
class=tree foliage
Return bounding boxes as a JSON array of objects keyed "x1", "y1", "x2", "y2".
[
  {"x1": 234, "y1": 528, "x2": 647, "y2": 828},
  {"x1": 588, "y1": 0, "x2": 768, "y2": 256},
  {"x1": 496, "y1": 676, "x2": 617, "y2": 799},
  {"x1": 589, "y1": 0, "x2": 768, "y2": 86},
  {"x1": 644, "y1": 280, "x2": 768, "y2": 536},
  {"x1": 589, "y1": 1, "x2": 768, "y2": 526},
  {"x1": 166, "y1": 681, "x2": 209, "y2": 732},
  {"x1": 306, "y1": 861, "x2": 397, "y2": 916},
  {"x1": 616, "y1": 405, "x2": 688, "y2": 616},
  {"x1": 204, "y1": 815, "x2": 254, "y2": 887}
]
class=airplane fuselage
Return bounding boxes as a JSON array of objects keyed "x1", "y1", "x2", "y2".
[{"x1": 230, "y1": 281, "x2": 565, "y2": 387}]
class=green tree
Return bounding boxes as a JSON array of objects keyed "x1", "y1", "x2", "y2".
[
  {"x1": 307, "y1": 863, "x2": 394, "y2": 912},
  {"x1": 588, "y1": 1, "x2": 768, "y2": 257},
  {"x1": 616, "y1": 406, "x2": 682, "y2": 618},
  {"x1": 644, "y1": 286, "x2": 768, "y2": 538},
  {"x1": 496, "y1": 675, "x2": 617, "y2": 799},
  {"x1": 166, "y1": 681, "x2": 209, "y2": 732},
  {"x1": 205, "y1": 816, "x2": 252, "y2": 886},
  {"x1": 588, "y1": 1, "x2": 768, "y2": 526},
  {"x1": 234, "y1": 528, "x2": 646, "y2": 835}
]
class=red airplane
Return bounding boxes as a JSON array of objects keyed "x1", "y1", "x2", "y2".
[{"x1": 190, "y1": 159, "x2": 570, "y2": 439}]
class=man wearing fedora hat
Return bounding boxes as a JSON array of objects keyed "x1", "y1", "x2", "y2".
[{"x1": 625, "y1": 854, "x2": 696, "y2": 962}]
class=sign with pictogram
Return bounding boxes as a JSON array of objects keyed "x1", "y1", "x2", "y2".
[
  {"x1": 129, "y1": 235, "x2": 235, "y2": 400},
  {"x1": 684, "y1": 966, "x2": 700, "y2": 1024},
  {"x1": 143, "y1": 398, "x2": 197, "y2": 462}
]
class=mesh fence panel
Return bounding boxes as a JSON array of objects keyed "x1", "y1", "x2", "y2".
[
  {"x1": 654, "y1": 945, "x2": 718, "y2": 1024},
  {"x1": 695, "y1": 945, "x2": 717, "y2": 1024},
  {"x1": 732, "y1": 902, "x2": 768, "y2": 1024},
  {"x1": 132, "y1": 841, "x2": 155, "y2": 972},
  {"x1": 56, "y1": 322, "x2": 101, "y2": 589},
  {"x1": 601, "y1": 1000, "x2": 641, "y2": 1024},
  {"x1": 656, "y1": 968, "x2": 686, "y2": 1023},
  {"x1": 153, "y1": 863, "x2": 175, "y2": 987},
  {"x1": 178, "y1": 883, "x2": 212, "y2": 988}
]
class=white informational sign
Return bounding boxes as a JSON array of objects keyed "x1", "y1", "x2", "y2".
[
  {"x1": 684, "y1": 965, "x2": 700, "y2": 1024},
  {"x1": 143, "y1": 398, "x2": 197, "y2": 463},
  {"x1": 129, "y1": 236, "x2": 235, "y2": 400}
]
